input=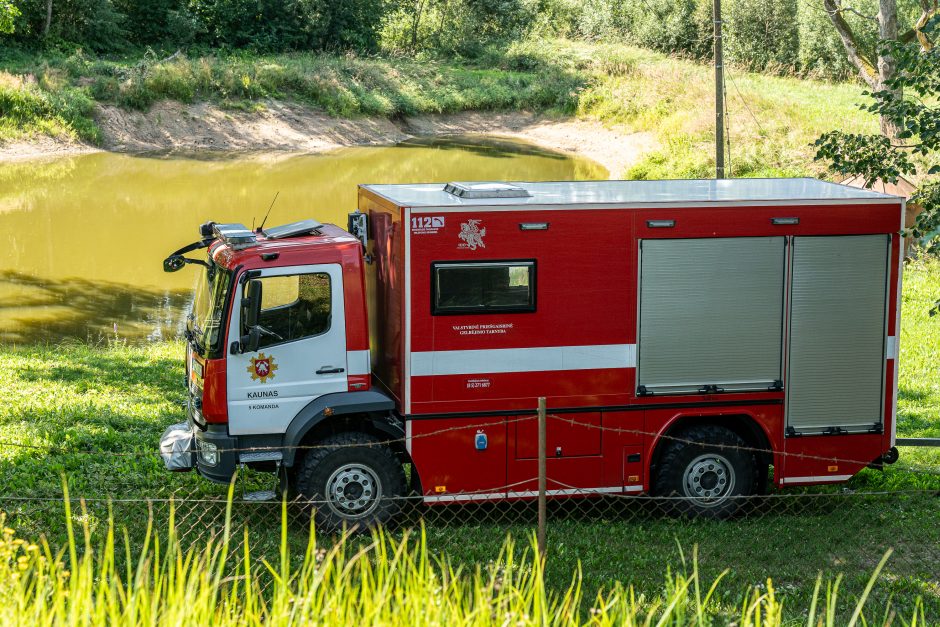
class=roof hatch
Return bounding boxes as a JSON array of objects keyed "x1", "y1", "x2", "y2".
[
  {"x1": 443, "y1": 181, "x2": 531, "y2": 199},
  {"x1": 263, "y1": 219, "x2": 322, "y2": 240}
]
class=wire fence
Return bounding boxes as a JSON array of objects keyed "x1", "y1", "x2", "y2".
[{"x1": 1, "y1": 409, "x2": 939, "y2": 618}]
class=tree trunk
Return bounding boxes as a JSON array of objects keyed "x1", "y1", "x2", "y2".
[
  {"x1": 43, "y1": 0, "x2": 52, "y2": 37},
  {"x1": 877, "y1": 0, "x2": 900, "y2": 138},
  {"x1": 822, "y1": 0, "x2": 901, "y2": 138},
  {"x1": 410, "y1": 0, "x2": 426, "y2": 52}
]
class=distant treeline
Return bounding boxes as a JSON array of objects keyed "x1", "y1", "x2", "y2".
[{"x1": 0, "y1": 0, "x2": 927, "y2": 79}]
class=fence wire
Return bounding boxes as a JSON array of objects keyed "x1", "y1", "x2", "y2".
[{"x1": 1, "y1": 416, "x2": 938, "y2": 619}]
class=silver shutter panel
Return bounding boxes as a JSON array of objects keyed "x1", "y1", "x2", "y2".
[
  {"x1": 786, "y1": 235, "x2": 888, "y2": 433},
  {"x1": 638, "y1": 237, "x2": 785, "y2": 394}
]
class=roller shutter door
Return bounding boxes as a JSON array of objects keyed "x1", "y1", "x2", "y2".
[
  {"x1": 786, "y1": 235, "x2": 889, "y2": 434},
  {"x1": 637, "y1": 237, "x2": 785, "y2": 395}
]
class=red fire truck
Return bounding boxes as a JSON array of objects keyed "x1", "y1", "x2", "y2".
[{"x1": 161, "y1": 178, "x2": 904, "y2": 528}]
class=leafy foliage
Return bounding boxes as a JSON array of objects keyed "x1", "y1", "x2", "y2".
[
  {"x1": 815, "y1": 37, "x2": 940, "y2": 313},
  {"x1": 724, "y1": 0, "x2": 799, "y2": 72},
  {"x1": 813, "y1": 130, "x2": 916, "y2": 185},
  {"x1": 0, "y1": 0, "x2": 19, "y2": 35},
  {"x1": 0, "y1": 0, "x2": 926, "y2": 80},
  {"x1": 380, "y1": 0, "x2": 538, "y2": 57},
  {"x1": 815, "y1": 39, "x2": 940, "y2": 179}
]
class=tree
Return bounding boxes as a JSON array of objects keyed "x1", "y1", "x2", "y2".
[
  {"x1": 44, "y1": 0, "x2": 52, "y2": 36},
  {"x1": 0, "y1": 0, "x2": 19, "y2": 34},
  {"x1": 822, "y1": 0, "x2": 938, "y2": 136},
  {"x1": 814, "y1": 25, "x2": 940, "y2": 313}
]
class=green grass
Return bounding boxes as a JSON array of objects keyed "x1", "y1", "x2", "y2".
[
  {"x1": 0, "y1": 501, "x2": 922, "y2": 626},
  {"x1": 0, "y1": 259, "x2": 937, "y2": 621},
  {"x1": 0, "y1": 68, "x2": 100, "y2": 143},
  {"x1": 0, "y1": 38, "x2": 879, "y2": 178}
]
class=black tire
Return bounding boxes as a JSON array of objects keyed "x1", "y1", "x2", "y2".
[
  {"x1": 652, "y1": 425, "x2": 756, "y2": 519},
  {"x1": 293, "y1": 432, "x2": 405, "y2": 532}
]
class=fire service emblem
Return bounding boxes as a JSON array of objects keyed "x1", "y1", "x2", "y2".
[
  {"x1": 458, "y1": 219, "x2": 486, "y2": 250},
  {"x1": 247, "y1": 353, "x2": 278, "y2": 383}
]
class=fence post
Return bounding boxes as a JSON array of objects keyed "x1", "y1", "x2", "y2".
[{"x1": 537, "y1": 396, "x2": 547, "y2": 560}]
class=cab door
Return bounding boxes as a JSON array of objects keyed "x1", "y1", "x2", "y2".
[{"x1": 227, "y1": 264, "x2": 347, "y2": 435}]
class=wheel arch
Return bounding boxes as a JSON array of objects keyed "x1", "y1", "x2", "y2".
[
  {"x1": 649, "y1": 412, "x2": 775, "y2": 486},
  {"x1": 281, "y1": 390, "x2": 405, "y2": 467}
]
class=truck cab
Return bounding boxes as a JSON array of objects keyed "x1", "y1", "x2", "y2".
[{"x1": 164, "y1": 219, "x2": 406, "y2": 530}]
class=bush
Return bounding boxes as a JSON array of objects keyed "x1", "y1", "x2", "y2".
[
  {"x1": 724, "y1": 0, "x2": 799, "y2": 73},
  {"x1": 380, "y1": 0, "x2": 538, "y2": 58},
  {"x1": 0, "y1": 69, "x2": 99, "y2": 141},
  {"x1": 12, "y1": 0, "x2": 128, "y2": 52}
]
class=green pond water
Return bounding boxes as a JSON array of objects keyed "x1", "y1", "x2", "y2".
[{"x1": 0, "y1": 136, "x2": 607, "y2": 343}]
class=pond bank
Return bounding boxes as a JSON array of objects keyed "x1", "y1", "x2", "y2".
[{"x1": 0, "y1": 101, "x2": 655, "y2": 178}]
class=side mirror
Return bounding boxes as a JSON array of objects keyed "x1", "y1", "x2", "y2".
[{"x1": 163, "y1": 255, "x2": 185, "y2": 273}]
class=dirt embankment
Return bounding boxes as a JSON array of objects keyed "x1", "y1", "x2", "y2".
[{"x1": 0, "y1": 100, "x2": 657, "y2": 177}]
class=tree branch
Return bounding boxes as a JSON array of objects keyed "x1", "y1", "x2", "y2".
[
  {"x1": 823, "y1": 0, "x2": 879, "y2": 89},
  {"x1": 900, "y1": 2, "x2": 938, "y2": 48},
  {"x1": 839, "y1": 5, "x2": 879, "y2": 22}
]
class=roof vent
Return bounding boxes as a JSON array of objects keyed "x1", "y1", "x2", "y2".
[
  {"x1": 443, "y1": 181, "x2": 531, "y2": 199},
  {"x1": 263, "y1": 219, "x2": 322, "y2": 240}
]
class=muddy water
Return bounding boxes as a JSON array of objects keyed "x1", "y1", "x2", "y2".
[{"x1": 0, "y1": 137, "x2": 606, "y2": 343}]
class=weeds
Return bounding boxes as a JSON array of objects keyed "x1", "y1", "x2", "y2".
[{"x1": 0, "y1": 485, "x2": 924, "y2": 625}]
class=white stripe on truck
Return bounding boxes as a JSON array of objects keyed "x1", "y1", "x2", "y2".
[{"x1": 411, "y1": 344, "x2": 637, "y2": 376}]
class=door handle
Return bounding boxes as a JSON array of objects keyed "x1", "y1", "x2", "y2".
[{"x1": 316, "y1": 366, "x2": 345, "y2": 375}]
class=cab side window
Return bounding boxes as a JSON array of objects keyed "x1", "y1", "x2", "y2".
[{"x1": 251, "y1": 273, "x2": 331, "y2": 348}]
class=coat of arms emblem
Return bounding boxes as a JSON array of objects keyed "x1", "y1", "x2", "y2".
[
  {"x1": 458, "y1": 219, "x2": 486, "y2": 250},
  {"x1": 247, "y1": 353, "x2": 278, "y2": 383}
]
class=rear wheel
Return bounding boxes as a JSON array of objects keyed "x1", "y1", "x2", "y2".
[
  {"x1": 652, "y1": 425, "x2": 756, "y2": 519},
  {"x1": 294, "y1": 432, "x2": 405, "y2": 532}
]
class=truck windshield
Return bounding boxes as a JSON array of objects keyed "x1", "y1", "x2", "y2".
[{"x1": 189, "y1": 264, "x2": 232, "y2": 355}]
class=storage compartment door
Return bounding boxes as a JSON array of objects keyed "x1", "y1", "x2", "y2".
[
  {"x1": 637, "y1": 237, "x2": 785, "y2": 394},
  {"x1": 786, "y1": 235, "x2": 889, "y2": 434}
]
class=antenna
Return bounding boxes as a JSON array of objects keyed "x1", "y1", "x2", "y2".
[{"x1": 259, "y1": 191, "x2": 280, "y2": 233}]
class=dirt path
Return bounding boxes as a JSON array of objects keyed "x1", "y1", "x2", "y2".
[{"x1": 0, "y1": 101, "x2": 657, "y2": 178}]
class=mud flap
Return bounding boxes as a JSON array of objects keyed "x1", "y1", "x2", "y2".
[{"x1": 160, "y1": 422, "x2": 195, "y2": 471}]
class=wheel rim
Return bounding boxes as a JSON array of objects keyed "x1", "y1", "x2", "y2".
[
  {"x1": 325, "y1": 463, "x2": 383, "y2": 519},
  {"x1": 681, "y1": 453, "x2": 735, "y2": 506}
]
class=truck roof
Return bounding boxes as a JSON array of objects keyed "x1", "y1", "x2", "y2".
[
  {"x1": 361, "y1": 178, "x2": 902, "y2": 208},
  {"x1": 211, "y1": 223, "x2": 360, "y2": 269}
]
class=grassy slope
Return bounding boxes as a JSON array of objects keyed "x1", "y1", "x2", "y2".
[
  {"x1": 0, "y1": 39, "x2": 878, "y2": 178},
  {"x1": 0, "y1": 259, "x2": 937, "y2": 619}
]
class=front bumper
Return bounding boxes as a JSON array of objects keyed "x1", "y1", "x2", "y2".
[
  {"x1": 193, "y1": 424, "x2": 238, "y2": 483},
  {"x1": 159, "y1": 421, "x2": 238, "y2": 483}
]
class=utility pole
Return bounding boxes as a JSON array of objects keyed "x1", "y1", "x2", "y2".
[
  {"x1": 537, "y1": 397, "x2": 546, "y2": 561},
  {"x1": 713, "y1": 0, "x2": 725, "y2": 179}
]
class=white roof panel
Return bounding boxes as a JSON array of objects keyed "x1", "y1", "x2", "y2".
[{"x1": 361, "y1": 178, "x2": 901, "y2": 208}]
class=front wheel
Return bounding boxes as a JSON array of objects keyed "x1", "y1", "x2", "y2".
[
  {"x1": 652, "y1": 425, "x2": 755, "y2": 519},
  {"x1": 293, "y1": 432, "x2": 405, "y2": 532}
]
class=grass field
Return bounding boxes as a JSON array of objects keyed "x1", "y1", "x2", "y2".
[
  {"x1": 0, "y1": 256, "x2": 937, "y2": 621},
  {"x1": 0, "y1": 503, "x2": 922, "y2": 626},
  {"x1": 0, "y1": 38, "x2": 885, "y2": 179}
]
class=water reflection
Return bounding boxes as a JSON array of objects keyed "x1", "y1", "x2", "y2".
[{"x1": 1, "y1": 136, "x2": 607, "y2": 343}]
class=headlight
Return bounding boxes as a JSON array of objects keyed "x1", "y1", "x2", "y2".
[{"x1": 198, "y1": 440, "x2": 219, "y2": 467}]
